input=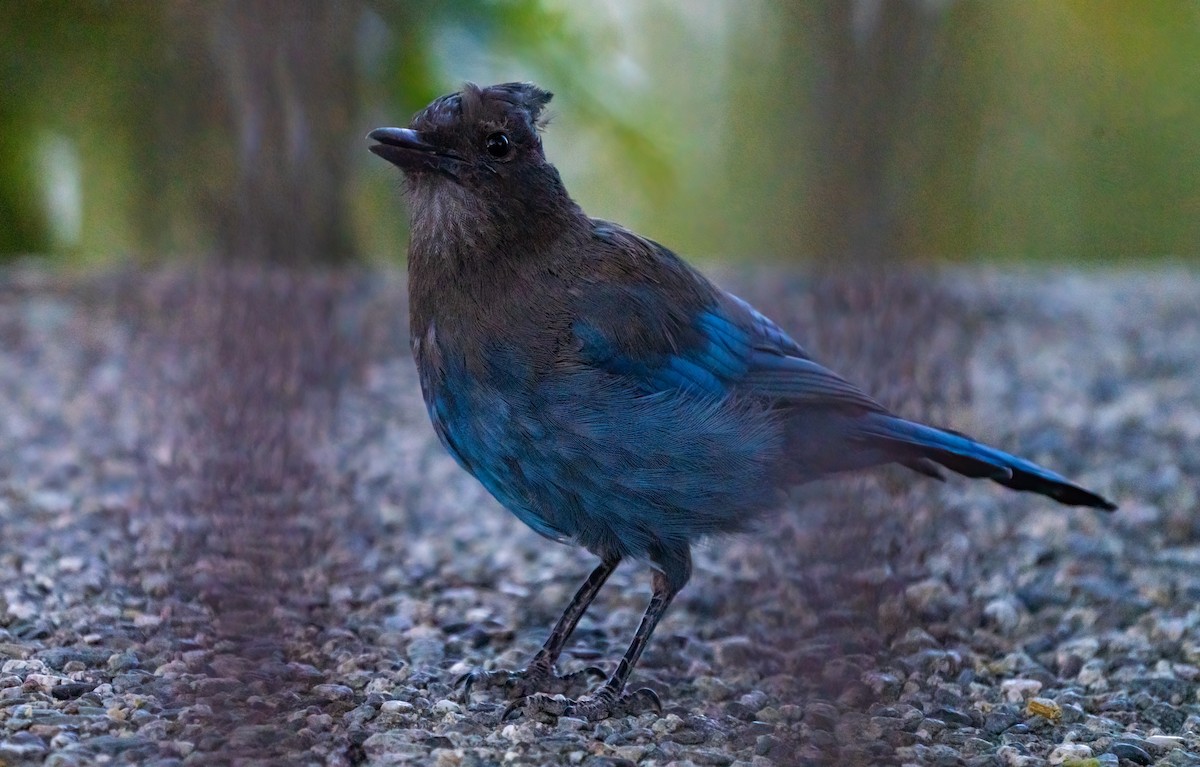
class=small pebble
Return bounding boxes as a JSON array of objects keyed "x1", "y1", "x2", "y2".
[
  {"x1": 613, "y1": 744, "x2": 647, "y2": 762},
  {"x1": 1002, "y1": 678, "x2": 1043, "y2": 702},
  {"x1": 406, "y1": 637, "x2": 446, "y2": 668},
  {"x1": 1026, "y1": 697, "x2": 1062, "y2": 722},
  {"x1": 693, "y1": 675, "x2": 734, "y2": 702},
  {"x1": 984, "y1": 598, "x2": 1022, "y2": 633},
  {"x1": 995, "y1": 744, "x2": 1033, "y2": 767},
  {"x1": 652, "y1": 713, "x2": 684, "y2": 735},
  {"x1": 312, "y1": 683, "x2": 354, "y2": 702},
  {"x1": 1060, "y1": 703, "x2": 1086, "y2": 724},
  {"x1": 931, "y1": 706, "x2": 975, "y2": 728},
  {"x1": 1145, "y1": 735, "x2": 1185, "y2": 751},
  {"x1": 1110, "y1": 741, "x2": 1152, "y2": 765},
  {"x1": 1077, "y1": 659, "x2": 1108, "y2": 688},
  {"x1": 1047, "y1": 743, "x2": 1093, "y2": 765}
]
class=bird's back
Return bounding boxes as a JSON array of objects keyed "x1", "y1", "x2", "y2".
[{"x1": 408, "y1": 219, "x2": 797, "y2": 560}]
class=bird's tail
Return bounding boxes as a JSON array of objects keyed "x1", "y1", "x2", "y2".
[{"x1": 859, "y1": 414, "x2": 1116, "y2": 511}]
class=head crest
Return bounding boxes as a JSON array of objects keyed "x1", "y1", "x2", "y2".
[{"x1": 457, "y1": 82, "x2": 553, "y2": 129}]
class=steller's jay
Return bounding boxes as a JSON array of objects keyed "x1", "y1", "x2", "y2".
[{"x1": 368, "y1": 82, "x2": 1115, "y2": 721}]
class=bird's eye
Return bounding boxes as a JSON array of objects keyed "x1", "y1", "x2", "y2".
[{"x1": 485, "y1": 132, "x2": 512, "y2": 159}]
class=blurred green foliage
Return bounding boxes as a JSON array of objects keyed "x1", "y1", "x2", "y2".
[
  {"x1": 0, "y1": 1, "x2": 1196, "y2": 265},
  {"x1": 914, "y1": 1, "x2": 1200, "y2": 261}
]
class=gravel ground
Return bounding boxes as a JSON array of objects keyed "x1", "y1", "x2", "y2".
[{"x1": 0, "y1": 264, "x2": 1197, "y2": 767}]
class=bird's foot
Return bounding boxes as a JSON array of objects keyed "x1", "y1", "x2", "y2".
[
  {"x1": 456, "y1": 662, "x2": 605, "y2": 702},
  {"x1": 501, "y1": 686, "x2": 662, "y2": 722}
]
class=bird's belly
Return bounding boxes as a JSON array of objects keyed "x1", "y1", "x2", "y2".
[{"x1": 425, "y1": 369, "x2": 784, "y2": 558}]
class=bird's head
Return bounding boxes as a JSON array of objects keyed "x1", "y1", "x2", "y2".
[
  {"x1": 369, "y1": 82, "x2": 559, "y2": 192},
  {"x1": 369, "y1": 82, "x2": 578, "y2": 259}
]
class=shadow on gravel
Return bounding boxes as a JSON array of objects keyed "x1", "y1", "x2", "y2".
[
  {"x1": 130, "y1": 269, "x2": 378, "y2": 763},
  {"x1": 682, "y1": 269, "x2": 980, "y2": 765}
]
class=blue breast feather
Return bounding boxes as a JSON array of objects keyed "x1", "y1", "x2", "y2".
[{"x1": 423, "y1": 307, "x2": 798, "y2": 558}]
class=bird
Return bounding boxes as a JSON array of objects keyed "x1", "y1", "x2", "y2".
[{"x1": 367, "y1": 82, "x2": 1116, "y2": 722}]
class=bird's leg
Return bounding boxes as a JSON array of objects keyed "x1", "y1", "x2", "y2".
[
  {"x1": 458, "y1": 556, "x2": 618, "y2": 701},
  {"x1": 508, "y1": 548, "x2": 689, "y2": 721}
]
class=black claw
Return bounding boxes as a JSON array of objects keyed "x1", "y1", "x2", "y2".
[
  {"x1": 500, "y1": 698, "x2": 526, "y2": 721},
  {"x1": 456, "y1": 671, "x2": 478, "y2": 699},
  {"x1": 629, "y1": 687, "x2": 662, "y2": 715},
  {"x1": 583, "y1": 665, "x2": 607, "y2": 680},
  {"x1": 499, "y1": 686, "x2": 664, "y2": 722},
  {"x1": 451, "y1": 663, "x2": 602, "y2": 704}
]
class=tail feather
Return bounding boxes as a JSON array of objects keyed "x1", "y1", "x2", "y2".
[
  {"x1": 861, "y1": 415, "x2": 1116, "y2": 511},
  {"x1": 901, "y1": 457, "x2": 948, "y2": 482}
]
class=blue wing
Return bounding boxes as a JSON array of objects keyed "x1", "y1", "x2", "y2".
[{"x1": 572, "y1": 279, "x2": 884, "y2": 414}]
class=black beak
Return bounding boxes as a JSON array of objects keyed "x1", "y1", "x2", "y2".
[{"x1": 368, "y1": 127, "x2": 457, "y2": 176}]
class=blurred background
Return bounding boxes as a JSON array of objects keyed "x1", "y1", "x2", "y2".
[{"x1": 1, "y1": 0, "x2": 1197, "y2": 267}]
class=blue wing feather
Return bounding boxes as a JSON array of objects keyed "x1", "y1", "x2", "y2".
[{"x1": 574, "y1": 285, "x2": 884, "y2": 414}]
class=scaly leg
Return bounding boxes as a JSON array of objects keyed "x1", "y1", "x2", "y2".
[
  {"x1": 506, "y1": 547, "x2": 691, "y2": 721},
  {"x1": 459, "y1": 556, "x2": 619, "y2": 700}
]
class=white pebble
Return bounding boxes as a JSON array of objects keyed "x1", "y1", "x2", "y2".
[
  {"x1": 1001, "y1": 678, "x2": 1042, "y2": 702},
  {"x1": 1146, "y1": 735, "x2": 1184, "y2": 750},
  {"x1": 380, "y1": 700, "x2": 414, "y2": 714},
  {"x1": 1077, "y1": 658, "x2": 1108, "y2": 688},
  {"x1": 1047, "y1": 744, "x2": 1093, "y2": 765},
  {"x1": 983, "y1": 598, "x2": 1021, "y2": 633}
]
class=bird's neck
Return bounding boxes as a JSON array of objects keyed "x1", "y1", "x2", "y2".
[{"x1": 406, "y1": 178, "x2": 587, "y2": 330}]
